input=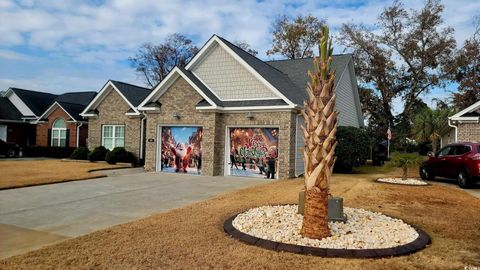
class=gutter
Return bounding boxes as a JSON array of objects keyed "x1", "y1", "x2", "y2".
[
  {"x1": 447, "y1": 119, "x2": 458, "y2": 143},
  {"x1": 139, "y1": 113, "x2": 147, "y2": 160}
]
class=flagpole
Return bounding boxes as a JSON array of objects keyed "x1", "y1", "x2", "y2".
[{"x1": 387, "y1": 124, "x2": 390, "y2": 159}]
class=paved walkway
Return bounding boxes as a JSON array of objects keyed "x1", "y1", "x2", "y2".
[
  {"x1": 426, "y1": 178, "x2": 480, "y2": 199},
  {"x1": 0, "y1": 170, "x2": 268, "y2": 259}
]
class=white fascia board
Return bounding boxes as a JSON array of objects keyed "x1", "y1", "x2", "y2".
[
  {"x1": 449, "y1": 116, "x2": 480, "y2": 122},
  {"x1": 80, "y1": 81, "x2": 139, "y2": 115},
  {"x1": 139, "y1": 67, "x2": 217, "y2": 109},
  {"x1": 185, "y1": 36, "x2": 295, "y2": 107},
  {"x1": 36, "y1": 102, "x2": 77, "y2": 123},
  {"x1": 196, "y1": 105, "x2": 295, "y2": 112},
  {"x1": 137, "y1": 107, "x2": 160, "y2": 111},
  {"x1": 451, "y1": 100, "x2": 480, "y2": 118}
]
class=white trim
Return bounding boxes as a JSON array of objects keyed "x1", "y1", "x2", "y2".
[
  {"x1": 36, "y1": 102, "x2": 77, "y2": 124},
  {"x1": 449, "y1": 116, "x2": 480, "y2": 122},
  {"x1": 185, "y1": 36, "x2": 295, "y2": 106},
  {"x1": 76, "y1": 122, "x2": 83, "y2": 147},
  {"x1": 5, "y1": 90, "x2": 37, "y2": 117},
  {"x1": 51, "y1": 118, "x2": 67, "y2": 147},
  {"x1": 196, "y1": 105, "x2": 296, "y2": 112},
  {"x1": 138, "y1": 67, "x2": 218, "y2": 110},
  {"x1": 450, "y1": 100, "x2": 480, "y2": 119},
  {"x1": 101, "y1": 125, "x2": 125, "y2": 150},
  {"x1": 80, "y1": 81, "x2": 139, "y2": 117},
  {"x1": 224, "y1": 125, "x2": 280, "y2": 179},
  {"x1": 139, "y1": 114, "x2": 146, "y2": 159},
  {"x1": 220, "y1": 97, "x2": 283, "y2": 101}
]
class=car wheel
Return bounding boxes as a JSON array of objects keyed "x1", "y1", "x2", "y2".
[
  {"x1": 457, "y1": 170, "x2": 472, "y2": 189},
  {"x1": 420, "y1": 166, "x2": 434, "y2": 180},
  {"x1": 6, "y1": 149, "x2": 15, "y2": 158}
]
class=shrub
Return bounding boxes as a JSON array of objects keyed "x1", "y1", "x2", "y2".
[
  {"x1": 88, "y1": 146, "x2": 109, "y2": 162},
  {"x1": 70, "y1": 147, "x2": 89, "y2": 160},
  {"x1": 22, "y1": 146, "x2": 76, "y2": 158},
  {"x1": 388, "y1": 152, "x2": 425, "y2": 179},
  {"x1": 333, "y1": 126, "x2": 369, "y2": 173},
  {"x1": 105, "y1": 147, "x2": 137, "y2": 165}
]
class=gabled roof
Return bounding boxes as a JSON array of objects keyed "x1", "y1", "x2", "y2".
[
  {"x1": 450, "y1": 100, "x2": 480, "y2": 121},
  {"x1": 55, "y1": 91, "x2": 97, "y2": 106},
  {"x1": 0, "y1": 97, "x2": 23, "y2": 122},
  {"x1": 266, "y1": 54, "x2": 352, "y2": 93},
  {"x1": 37, "y1": 92, "x2": 97, "y2": 122},
  {"x1": 8, "y1": 88, "x2": 58, "y2": 116},
  {"x1": 81, "y1": 80, "x2": 151, "y2": 117},
  {"x1": 110, "y1": 81, "x2": 151, "y2": 107}
]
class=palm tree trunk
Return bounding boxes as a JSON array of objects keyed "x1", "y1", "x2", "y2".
[
  {"x1": 402, "y1": 166, "x2": 408, "y2": 180},
  {"x1": 300, "y1": 26, "x2": 337, "y2": 240}
]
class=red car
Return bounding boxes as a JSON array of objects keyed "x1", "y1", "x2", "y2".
[{"x1": 420, "y1": 142, "x2": 480, "y2": 188}]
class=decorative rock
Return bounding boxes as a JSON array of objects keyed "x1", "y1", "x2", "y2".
[
  {"x1": 377, "y1": 178, "x2": 428, "y2": 186},
  {"x1": 232, "y1": 205, "x2": 419, "y2": 250}
]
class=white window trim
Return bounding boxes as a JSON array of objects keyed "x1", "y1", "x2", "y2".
[
  {"x1": 51, "y1": 119, "x2": 67, "y2": 147},
  {"x1": 102, "y1": 125, "x2": 125, "y2": 150}
]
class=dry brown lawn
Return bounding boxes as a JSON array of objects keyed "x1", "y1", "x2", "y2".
[
  {"x1": 1, "y1": 166, "x2": 479, "y2": 269},
  {"x1": 0, "y1": 160, "x2": 127, "y2": 189}
]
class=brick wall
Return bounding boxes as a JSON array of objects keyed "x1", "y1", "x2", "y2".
[
  {"x1": 457, "y1": 123, "x2": 480, "y2": 142},
  {"x1": 87, "y1": 88, "x2": 142, "y2": 157},
  {"x1": 36, "y1": 106, "x2": 78, "y2": 147},
  {"x1": 144, "y1": 76, "x2": 297, "y2": 178}
]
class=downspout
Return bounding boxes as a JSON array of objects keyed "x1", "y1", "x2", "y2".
[
  {"x1": 447, "y1": 118, "x2": 457, "y2": 143},
  {"x1": 76, "y1": 123, "x2": 83, "y2": 147},
  {"x1": 140, "y1": 113, "x2": 147, "y2": 160}
]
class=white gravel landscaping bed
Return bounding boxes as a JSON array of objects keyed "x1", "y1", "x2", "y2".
[
  {"x1": 232, "y1": 205, "x2": 419, "y2": 249},
  {"x1": 377, "y1": 178, "x2": 428, "y2": 186}
]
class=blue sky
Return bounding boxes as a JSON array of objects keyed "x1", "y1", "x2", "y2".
[{"x1": 0, "y1": 0, "x2": 479, "y2": 113}]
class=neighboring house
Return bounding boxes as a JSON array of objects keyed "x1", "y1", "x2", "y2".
[
  {"x1": 36, "y1": 92, "x2": 97, "y2": 147},
  {"x1": 440, "y1": 100, "x2": 480, "y2": 147},
  {"x1": 80, "y1": 80, "x2": 152, "y2": 161},
  {"x1": 0, "y1": 88, "x2": 57, "y2": 145},
  {"x1": 139, "y1": 35, "x2": 363, "y2": 179}
]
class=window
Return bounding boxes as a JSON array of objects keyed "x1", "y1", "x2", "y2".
[
  {"x1": 452, "y1": 145, "x2": 471, "y2": 155},
  {"x1": 51, "y1": 118, "x2": 67, "y2": 147},
  {"x1": 437, "y1": 146, "x2": 451, "y2": 157},
  {"x1": 102, "y1": 125, "x2": 125, "y2": 150}
]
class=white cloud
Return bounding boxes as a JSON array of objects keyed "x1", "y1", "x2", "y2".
[{"x1": 0, "y1": 0, "x2": 478, "y2": 97}]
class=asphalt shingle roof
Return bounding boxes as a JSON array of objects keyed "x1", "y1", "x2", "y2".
[
  {"x1": 0, "y1": 97, "x2": 23, "y2": 121},
  {"x1": 56, "y1": 102, "x2": 88, "y2": 121},
  {"x1": 55, "y1": 92, "x2": 97, "y2": 106},
  {"x1": 110, "y1": 81, "x2": 152, "y2": 107},
  {"x1": 10, "y1": 88, "x2": 58, "y2": 116}
]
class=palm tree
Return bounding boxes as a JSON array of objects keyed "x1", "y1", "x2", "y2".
[
  {"x1": 413, "y1": 108, "x2": 450, "y2": 153},
  {"x1": 300, "y1": 26, "x2": 337, "y2": 240}
]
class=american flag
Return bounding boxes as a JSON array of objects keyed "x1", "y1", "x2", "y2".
[{"x1": 387, "y1": 127, "x2": 392, "y2": 141}]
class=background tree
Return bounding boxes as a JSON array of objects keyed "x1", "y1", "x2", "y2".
[
  {"x1": 300, "y1": 26, "x2": 336, "y2": 239},
  {"x1": 267, "y1": 14, "x2": 324, "y2": 59},
  {"x1": 340, "y1": 0, "x2": 456, "y2": 143},
  {"x1": 234, "y1": 41, "x2": 258, "y2": 56},
  {"x1": 412, "y1": 106, "x2": 451, "y2": 153},
  {"x1": 452, "y1": 17, "x2": 480, "y2": 109},
  {"x1": 129, "y1": 34, "x2": 199, "y2": 87}
]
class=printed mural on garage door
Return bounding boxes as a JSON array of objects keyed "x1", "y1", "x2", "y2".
[
  {"x1": 228, "y1": 127, "x2": 279, "y2": 179},
  {"x1": 160, "y1": 126, "x2": 203, "y2": 175}
]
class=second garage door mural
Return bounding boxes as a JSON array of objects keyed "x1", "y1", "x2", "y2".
[
  {"x1": 160, "y1": 126, "x2": 202, "y2": 175},
  {"x1": 228, "y1": 127, "x2": 279, "y2": 179}
]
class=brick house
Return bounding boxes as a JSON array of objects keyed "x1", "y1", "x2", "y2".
[
  {"x1": 0, "y1": 88, "x2": 57, "y2": 145},
  {"x1": 36, "y1": 92, "x2": 96, "y2": 147},
  {"x1": 138, "y1": 35, "x2": 363, "y2": 179},
  {"x1": 441, "y1": 100, "x2": 480, "y2": 147},
  {"x1": 80, "y1": 80, "x2": 151, "y2": 161}
]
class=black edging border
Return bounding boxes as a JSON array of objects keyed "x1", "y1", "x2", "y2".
[
  {"x1": 375, "y1": 178, "x2": 432, "y2": 187},
  {"x1": 224, "y1": 211, "x2": 431, "y2": 258}
]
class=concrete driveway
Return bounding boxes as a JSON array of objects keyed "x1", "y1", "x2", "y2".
[{"x1": 0, "y1": 169, "x2": 268, "y2": 259}]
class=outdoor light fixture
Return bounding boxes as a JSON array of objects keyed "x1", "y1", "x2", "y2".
[
  {"x1": 246, "y1": 112, "x2": 254, "y2": 120},
  {"x1": 173, "y1": 112, "x2": 181, "y2": 119}
]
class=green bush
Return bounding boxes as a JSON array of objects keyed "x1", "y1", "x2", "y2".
[
  {"x1": 70, "y1": 147, "x2": 89, "y2": 160},
  {"x1": 22, "y1": 146, "x2": 76, "y2": 158},
  {"x1": 388, "y1": 152, "x2": 425, "y2": 179},
  {"x1": 105, "y1": 147, "x2": 137, "y2": 165},
  {"x1": 88, "y1": 146, "x2": 109, "y2": 162},
  {"x1": 333, "y1": 126, "x2": 369, "y2": 173}
]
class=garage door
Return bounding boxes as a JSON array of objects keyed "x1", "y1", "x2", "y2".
[
  {"x1": 227, "y1": 127, "x2": 279, "y2": 179},
  {"x1": 158, "y1": 126, "x2": 202, "y2": 175}
]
